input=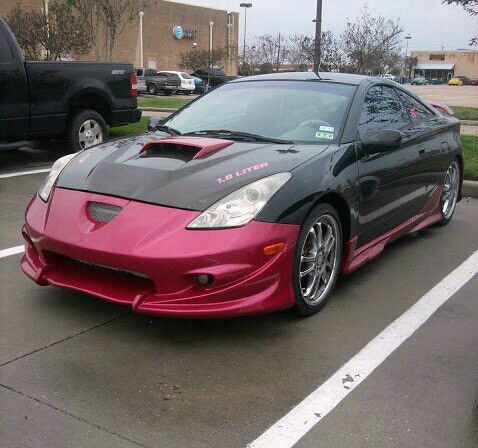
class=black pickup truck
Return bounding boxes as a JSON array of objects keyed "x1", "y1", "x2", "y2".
[{"x1": 0, "y1": 19, "x2": 141, "y2": 152}]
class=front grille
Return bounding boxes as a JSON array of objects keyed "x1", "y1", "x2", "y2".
[
  {"x1": 87, "y1": 202, "x2": 122, "y2": 223},
  {"x1": 71, "y1": 257, "x2": 150, "y2": 280}
]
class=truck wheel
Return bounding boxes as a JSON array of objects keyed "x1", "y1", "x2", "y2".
[
  {"x1": 147, "y1": 83, "x2": 158, "y2": 95},
  {"x1": 66, "y1": 109, "x2": 108, "y2": 152}
]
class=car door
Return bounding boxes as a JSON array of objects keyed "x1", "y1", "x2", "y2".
[
  {"x1": 0, "y1": 25, "x2": 29, "y2": 140},
  {"x1": 394, "y1": 88, "x2": 450, "y2": 200},
  {"x1": 356, "y1": 84, "x2": 429, "y2": 246}
]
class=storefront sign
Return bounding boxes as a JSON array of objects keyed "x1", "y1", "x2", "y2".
[{"x1": 173, "y1": 25, "x2": 197, "y2": 40}]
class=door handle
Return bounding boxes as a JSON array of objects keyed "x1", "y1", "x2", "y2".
[{"x1": 419, "y1": 147, "x2": 430, "y2": 155}]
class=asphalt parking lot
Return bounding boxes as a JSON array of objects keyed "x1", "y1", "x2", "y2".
[
  {"x1": 1, "y1": 144, "x2": 478, "y2": 447},
  {"x1": 408, "y1": 84, "x2": 478, "y2": 107}
]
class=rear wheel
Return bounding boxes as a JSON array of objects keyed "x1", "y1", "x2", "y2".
[
  {"x1": 292, "y1": 204, "x2": 343, "y2": 316},
  {"x1": 66, "y1": 109, "x2": 107, "y2": 152},
  {"x1": 438, "y1": 160, "x2": 460, "y2": 226},
  {"x1": 147, "y1": 83, "x2": 158, "y2": 95}
]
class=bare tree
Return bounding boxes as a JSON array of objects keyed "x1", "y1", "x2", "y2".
[
  {"x1": 69, "y1": 0, "x2": 155, "y2": 61},
  {"x1": 250, "y1": 34, "x2": 288, "y2": 68},
  {"x1": 442, "y1": 0, "x2": 478, "y2": 44},
  {"x1": 341, "y1": 7, "x2": 403, "y2": 74},
  {"x1": 5, "y1": 1, "x2": 91, "y2": 60},
  {"x1": 287, "y1": 31, "x2": 344, "y2": 71},
  {"x1": 179, "y1": 48, "x2": 228, "y2": 72}
]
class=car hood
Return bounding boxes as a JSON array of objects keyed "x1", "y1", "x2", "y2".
[{"x1": 57, "y1": 133, "x2": 327, "y2": 211}]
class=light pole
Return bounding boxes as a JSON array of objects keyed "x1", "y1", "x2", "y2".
[
  {"x1": 139, "y1": 11, "x2": 144, "y2": 69},
  {"x1": 209, "y1": 21, "x2": 214, "y2": 68},
  {"x1": 313, "y1": 0, "x2": 323, "y2": 74},
  {"x1": 405, "y1": 34, "x2": 412, "y2": 81},
  {"x1": 240, "y1": 3, "x2": 252, "y2": 64}
]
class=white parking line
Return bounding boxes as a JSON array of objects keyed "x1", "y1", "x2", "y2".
[
  {"x1": 0, "y1": 168, "x2": 50, "y2": 179},
  {"x1": 0, "y1": 245, "x2": 25, "y2": 259},
  {"x1": 248, "y1": 249, "x2": 478, "y2": 448}
]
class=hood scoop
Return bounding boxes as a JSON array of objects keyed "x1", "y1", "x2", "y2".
[{"x1": 140, "y1": 137, "x2": 234, "y2": 161}]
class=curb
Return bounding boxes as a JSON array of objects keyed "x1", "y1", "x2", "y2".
[
  {"x1": 463, "y1": 180, "x2": 478, "y2": 198},
  {"x1": 141, "y1": 107, "x2": 178, "y2": 113},
  {"x1": 461, "y1": 120, "x2": 478, "y2": 126}
]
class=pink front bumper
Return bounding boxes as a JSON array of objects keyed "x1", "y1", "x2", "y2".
[{"x1": 21, "y1": 188, "x2": 300, "y2": 318}]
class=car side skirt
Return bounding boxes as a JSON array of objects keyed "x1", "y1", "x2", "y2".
[{"x1": 341, "y1": 185, "x2": 443, "y2": 275}]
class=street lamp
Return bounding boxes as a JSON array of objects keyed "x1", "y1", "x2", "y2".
[
  {"x1": 404, "y1": 34, "x2": 412, "y2": 81},
  {"x1": 240, "y1": 3, "x2": 252, "y2": 64},
  {"x1": 139, "y1": 11, "x2": 144, "y2": 69},
  {"x1": 209, "y1": 21, "x2": 214, "y2": 68}
]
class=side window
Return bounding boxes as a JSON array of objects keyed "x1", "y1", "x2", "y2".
[
  {"x1": 395, "y1": 89, "x2": 434, "y2": 121},
  {"x1": 0, "y1": 29, "x2": 14, "y2": 63},
  {"x1": 358, "y1": 85, "x2": 410, "y2": 135}
]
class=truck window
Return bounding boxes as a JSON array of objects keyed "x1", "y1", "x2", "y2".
[{"x1": 0, "y1": 29, "x2": 14, "y2": 63}]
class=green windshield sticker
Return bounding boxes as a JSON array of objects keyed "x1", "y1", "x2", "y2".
[{"x1": 315, "y1": 131, "x2": 334, "y2": 140}]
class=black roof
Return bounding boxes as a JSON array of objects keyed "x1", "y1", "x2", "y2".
[{"x1": 230, "y1": 71, "x2": 374, "y2": 86}]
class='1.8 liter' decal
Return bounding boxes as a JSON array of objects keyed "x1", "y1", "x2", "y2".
[{"x1": 217, "y1": 162, "x2": 269, "y2": 184}]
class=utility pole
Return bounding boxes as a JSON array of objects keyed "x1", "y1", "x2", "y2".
[
  {"x1": 404, "y1": 34, "x2": 412, "y2": 81},
  {"x1": 313, "y1": 0, "x2": 322, "y2": 74}
]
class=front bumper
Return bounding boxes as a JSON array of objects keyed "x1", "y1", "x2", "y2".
[{"x1": 22, "y1": 189, "x2": 299, "y2": 318}]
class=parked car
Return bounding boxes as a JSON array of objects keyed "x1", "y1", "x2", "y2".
[
  {"x1": 158, "y1": 71, "x2": 195, "y2": 95},
  {"x1": 140, "y1": 69, "x2": 181, "y2": 95},
  {"x1": 429, "y1": 78, "x2": 445, "y2": 85},
  {"x1": 448, "y1": 77, "x2": 464, "y2": 86},
  {"x1": 411, "y1": 76, "x2": 428, "y2": 85},
  {"x1": 379, "y1": 73, "x2": 397, "y2": 82},
  {"x1": 22, "y1": 72, "x2": 463, "y2": 318},
  {"x1": 192, "y1": 68, "x2": 236, "y2": 88},
  {"x1": 135, "y1": 68, "x2": 147, "y2": 94},
  {"x1": 192, "y1": 76, "x2": 206, "y2": 94},
  {"x1": 0, "y1": 19, "x2": 141, "y2": 152}
]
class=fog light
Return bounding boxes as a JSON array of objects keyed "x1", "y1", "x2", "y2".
[{"x1": 196, "y1": 274, "x2": 214, "y2": 285}]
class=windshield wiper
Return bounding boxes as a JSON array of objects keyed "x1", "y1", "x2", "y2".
[
  {"x1": 150, "y1": 124, "x2": 182, "y2": 136},
  {"x1": 183, "y1": 129, "x2": 293, "y2": 144}
]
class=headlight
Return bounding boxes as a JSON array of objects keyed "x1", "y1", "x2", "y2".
[
  {"x1": 38, "y1": 153, "x2": 78, "y2": 202},
  {"x1": 187, "y1": 172, "x2": 292, "y2": 229}
]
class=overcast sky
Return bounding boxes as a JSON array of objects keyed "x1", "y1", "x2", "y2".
[{"x1": 171, "y1": 0, "x2": 476, "y2": 51}]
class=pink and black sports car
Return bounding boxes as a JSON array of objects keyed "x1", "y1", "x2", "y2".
[{"x1": 22, "y1": 73, "x2": 463, "y2": 318}]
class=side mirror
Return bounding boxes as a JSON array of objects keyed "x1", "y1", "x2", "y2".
[
  {"x1": 148, "y1": 117, "x2": 165, "y2": 131},
  {"x1": 361, "y1": 129, "x2": 402, "y2": 154}
]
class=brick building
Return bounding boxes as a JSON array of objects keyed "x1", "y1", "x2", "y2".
[{"x1": 2, "y1": 0, "x2": 240, "y2": 75}]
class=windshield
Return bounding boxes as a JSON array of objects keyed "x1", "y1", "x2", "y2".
[
  {"x1": 181, "y1": 73, "x2": 193, "y2": 79},
  {"x1": 164, "y1": 81, "x2": 355, "y2": 143}
]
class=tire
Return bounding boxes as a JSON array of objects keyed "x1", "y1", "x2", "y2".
[
  {"x1": 66, "y1": 109, "x2": 108, "y2": 153},
  {"x1": 147, "y1": 83, "x2": 158, "y2": 95},
  {"x1": 292, "y1": 204, "x2": 343, "y2": 317},
  {"x1": 437, "y1": 160, "x2": 460, "y2": 226}
]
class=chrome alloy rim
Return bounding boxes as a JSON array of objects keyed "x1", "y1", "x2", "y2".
[
  {"x1": 299, "y1": 214, "x2": 340, "y2": 306},
  {"x1": 79, "y1": 119, "x2": 103, "y2": 149},
  {"x1": 442, "y1": 161, "x2": 459, "y2": 220}
]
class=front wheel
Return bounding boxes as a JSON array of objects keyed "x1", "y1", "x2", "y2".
[
  {"x1": 438, "y1": 160, "x2": 460, "y2": 226},
  {"x1": 292, "y1": 204, "x2": 343, "y2": 317},
  {"x1": 66, "y1": 109, "x2": 108, "y2": 152}
]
